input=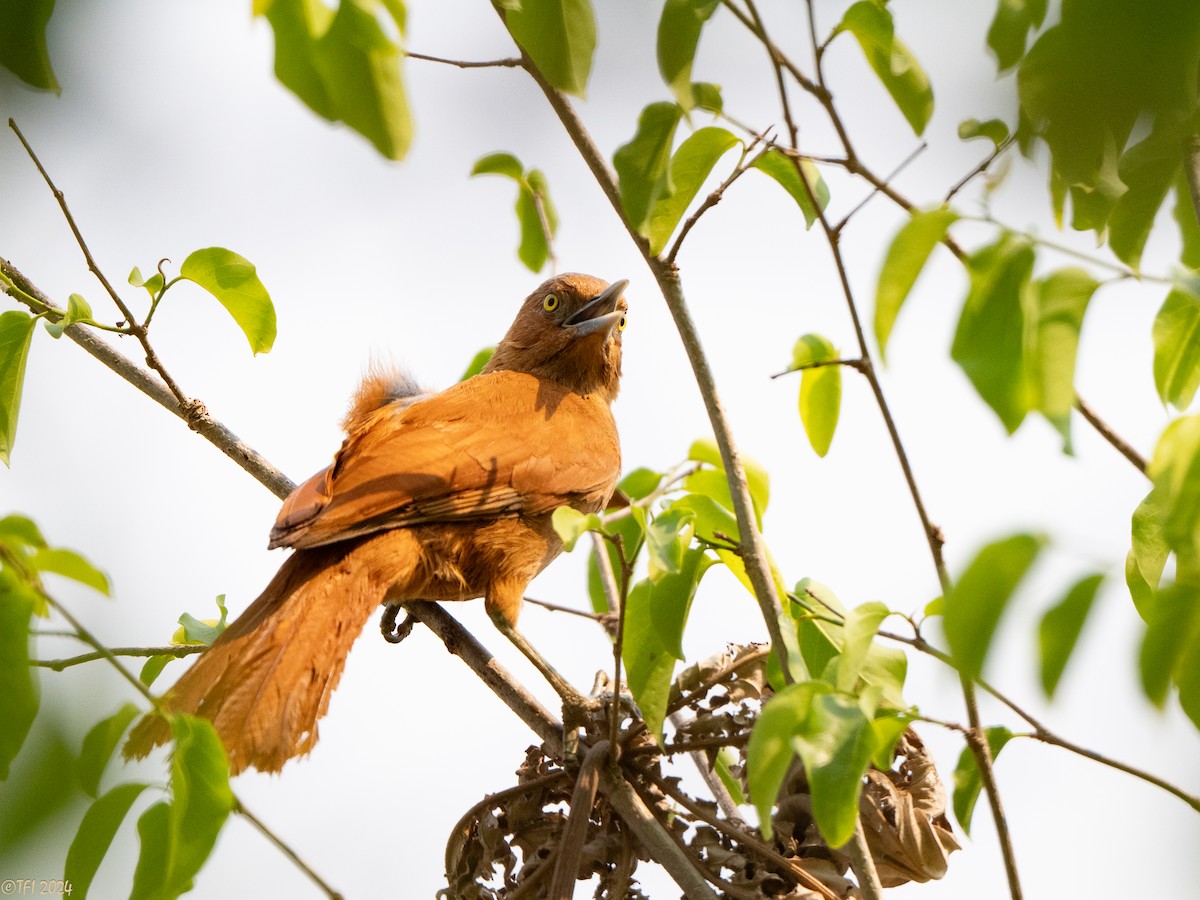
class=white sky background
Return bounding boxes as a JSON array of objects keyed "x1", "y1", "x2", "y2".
[{"x1": 1, "y1": 0, "x2": 1197, "y2": 897}]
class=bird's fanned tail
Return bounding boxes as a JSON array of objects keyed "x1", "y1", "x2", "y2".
[{"x1": 125, "y1": 533, "x2": 415, "y2": 774}]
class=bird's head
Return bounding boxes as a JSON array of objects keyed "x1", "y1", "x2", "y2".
[{"x1": 484, "y1": 273, "x2": 629, "y2": 403}]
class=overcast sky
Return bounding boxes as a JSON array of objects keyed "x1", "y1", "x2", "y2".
[{"x1": 2, "y1": 1, "x2": 1197, "y2": 897}]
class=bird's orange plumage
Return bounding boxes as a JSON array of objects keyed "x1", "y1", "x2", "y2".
[{"x1": 125, "y1": 273, "x2": 628, "y2": 774}]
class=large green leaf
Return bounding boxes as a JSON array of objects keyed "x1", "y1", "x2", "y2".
[
  {"x1": 950, "y1": 235, "x2": 1036, "y2": 433},
  {"x1": 838, "y1": 1, "x2": 933, "y2": 135},
  {"x1": 1139, "y1": 582, "x2": 1200, "y2": 714},
  {"x1": 646, "y1": 127, "x2": 740, "y2": 255},
  {"x1": 263, "y1": 0, "x2": 412, "y2": 160},
  {"x1": 129, "y1": 801, "x2": 172, "y2": 900},
  {"x1": 1148, "y1": 415, "x2": 1200, "y2": 570},
  {"x1": 30, "y1": 547, "x2": 111, "y2": 596},
  {"x1": 874, "y1": 208, "x2": 959, "y2": 363},
  {"x1": 746, "y1": 681, "x2": 822, "y2": 840},
  {"x1": 168, "y1": 717, "x2": 234, "y2": 892},
  {"x1": 0, "y1": 577, "x2": 37, "y2": 779},
  {"x1": 0, "y1": 0, "x2": 58, "y2": 91},
  {"x1": 752, "y1": 150, "x2": 828, "y2": 228},
  {"x1": 644, "y1": 507, "x2": 694, "y2": 581},
  {"x1": 792, "y1": 693, "x2": 876, "y2": 847},
  {"x1": 832, "y1": 602, "x2": 890, "y2": 694},
  {"x1": 0, "y1": 310, "x2": 36, "y2": 466},
  {"x1": 1174, "y1": 173, "x2": 1200, "y2": 270},
  {"x1": 1126, "y1": 486, "x2": 1170, "y2": 619},
  {"x1": 1038, "y1": 573, "x2": 1103, "y2": 697},
  {"x1": 586, "y1": 511, "x2": 644, "y2": 614},
  {"x1": 986, "y1": 0, "x2": 1047, "y2": 71},
  {"x1": 686, "y1": 436, "x2": 770, "y2": 524},
  {"x1": 944, "y1": 534, "x2": 1044, "y2": 680},
  {"x1": 1108, "y1": 125, "x2": 1183, "y2": 269},
  {"x1": 66, "y1": 782, "x2": 151, "y2": 898},
  {"x1": 614, "y1": 102, "x2": 684, "y2": 234},
  {"x1": 79, "y1": 703, "x2": 140, "y2": 799},
  {"x1": 791, "y1": 334, "x2": 842, "y2": 458},
  {"x1": 1153, "y1": 289, "x2": 1200, "y2": 410},
  {"x1": 179, "y1": 248, "x2": 277, "y2": 355},
  {"x1": 504, "y1": 0, "x2": 596, "y2": 97},
  {"x1": 952, "y1": 726, "x2": 1012, "y2": 835},
  {"x1": 656, "y1": 0, "x2": 720, "y2": 108},
  {"x1": 1025, "y1": 268, "x2": 1099, "y2": 446}
]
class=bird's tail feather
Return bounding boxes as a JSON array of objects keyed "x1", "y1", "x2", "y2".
[{"x1": 125, "y1": 533, "x2": 413, "y2": 774}]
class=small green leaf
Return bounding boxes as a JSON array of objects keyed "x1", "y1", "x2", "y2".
[
  {"x1": 644, "y1": 507, "x2": 694, "y2": 580},
  {"x1": 669, "y1": 494, "x2": 752, "y2": 594},
  {"x1": 0, "y1": 514, "x2": 47, "y2": 549},
  {"x1": 958, "y1": 117, "x2": 1010, "y2": 149},
  {"x1": 46, "y1": 293, "x2": 95, "y2": 339},
  {"x1": 1109, "y1": 125, "x2": 1182, "y2": 270},
  {"x1": 1126, "y1": 486, "x2": 1170, "y2": 619},
  {"x1": 944, "y1": 534, "x2": 1044, "y2": 680},
  {"x1": 686, "y1": 437, "x2": 769, "y2": 522},
  {"x1": 551, "y1": 506, "x2": 602, "y2": 552},
  {"x1": 0, "y1": 0, "x2": 59, "y2": 92},
  {"x1": 263, "y1": 0, "x2": 413, "y2": 160},
  {"x1": 746, "y1": 681, "x2": 823, "y2": 839},
  {"x1": 1148, "y1": 415, "x2": 1200, "y2": 567},
  {"x1": 618, "y1": 467, "x2": 664, "y2": 501},
  {"x1": 1139, "y1": 582, "x2": 1200, "y2": 708},
  {"x1": 1038, "y1": 573, "x2": 1103, "y2": 697},
  {"x1": 838, "y1": 1, "x2": 933, "y2": 135},
  {"x1": 503, "y1": 0, "x2": 596, "y2": 97},
  {"x1": 128, "y1": 266, "x2": 165, "y2": 300},
  {"x1": 952, "y1": 726, "x2": 1012, "y2": 835},
  {"x1": 875, "y1": 207, "x2": 959, "y2": 363},
  {"x1": 1025, "y1": 268, "x2": 1099, "y2": 446},
  {"x1": 986, "y1": 0, "x2": 1047, "y2": 71},
  {"x1": 1153, "y1": 289, "x2": 1200, "y2": 410},
  {"x1": 79, "y1": 703, "x2": 140, "y2": 798},
  {"x1": 470, "y1": 152, "x2": 524, "y2": 180},
  {"x1": 129, "y1": 800, "x2": 172, "y2": 900},
  {"x1": 179, "y1": 248, "x2": 276, "y2": 354},
  {"x1": 614, "y1": 102, "x2": 684, "y2": 234},
  {"x1": 587, "y1": 513, "x2": 644, "y2": 614},
  {"x1": 951, "y1": 234, "x2": 1036, "y2": 433},
  {"x1": 657, "y1": 0, "x2": 720, "y2": 108},
  {"x1": 29, "y1": 547, "x2": 110, "y2": 596},
  {"x1": 1174, "y1": 174, "x2": 1200, "y2": 270},
  {"x1": 646, "y1": 126, "x2": 740, "y2": 255},
  {"x1": 65, "y1": 782, "x2": 152, "y2": 899},
  {"x1": 869, "y1": 712, "x2": 914, "y2": 769},
  {"x1": 173, "y1": 595, "x2": 229, "y2": 647},
  {"x1": 834, "y1": 602, "x2": 890, "y2": 693},
  {"x1": 0, "y1": 310, "x2": 36, "y2": 466},
  {"x1": 0, "y1": 578, "x2": 37, "y2": 779},
  {"x1": 650, "y1": 547, "x2": 711, "y2": 662},
  {"x1": 689, "y1": 81, "x2": 722, "y2": 113},
  {"x1": 792, "y1": 692, "x2": 876, "y2": 847},
  {"x1": 713, "y1": 747, "x2": 747, "y2": 805},
  {"x1": 140, "y1": 655, "x2": 174, "y2": 688},
  {"x1": 752, "y1": 150, "x2": 828, "y2": 228},
  {"x1": 515, "y1": 169, "x2": 557, "y2": 272},
  {"x1": 459, "y1": 346, "x2": 495, "y2": 382},
  {"x1": 793, "y1": 334, "x2": 842, "y2": 457}
]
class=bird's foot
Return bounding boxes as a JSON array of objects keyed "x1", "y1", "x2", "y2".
[{"x1": 381, "y1": 603, "x2": 416, "y2": 644}]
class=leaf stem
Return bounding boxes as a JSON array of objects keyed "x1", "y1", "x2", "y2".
[{"x1": 30, "y1": 644, "x2": 204, "y2": 670}]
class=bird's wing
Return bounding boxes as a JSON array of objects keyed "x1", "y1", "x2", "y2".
[{"x1": 270, "y1": 370, "x2": 621, "y2": 549}]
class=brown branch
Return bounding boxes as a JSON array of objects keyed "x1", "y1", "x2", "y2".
[
  {"x1": 404, "y1": 51, "x2": 522, "y2": 69},
  {"x1": 666, "y1": 140, "x2": 770, "y2": 266},
  {"x1": 1074, "y1": 396, "x2": 1148, "y2": 475},
  {"x1": 549, "y1": 741, "x2": 609, "y2": 900},
  {"x1": 846, "y1": 821, "x2": 884, "y2": 900},
  {"x1": 769, "y1": 357, "x2": 867, "y2": 379},
  {"x1": 234, "y1": 797, "x2": 344, "y2": 899},
  {"x1": 944, "y1": 136, "x2": 1015, "y2": 204},
  {"x1": 31, "y1": 644, "x2": 204, "y2": 670}
]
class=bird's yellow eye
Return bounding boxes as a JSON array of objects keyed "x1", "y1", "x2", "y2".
[
  {"x1": 618, "y1": 315, "x2": 627, "y2": 331},
  {"x1": 543, "y1": 293, "x2": 560, "y2": 312}
]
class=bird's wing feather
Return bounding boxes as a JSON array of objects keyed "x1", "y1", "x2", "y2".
[{"x1": 270, "y1": 370, "x2": 620, "y2": 549}]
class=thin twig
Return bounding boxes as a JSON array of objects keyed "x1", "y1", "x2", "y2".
[
  {"x1": 404, "y1": 51, "x2": 522, "y2": 69},
  {"x1": 549, "y1": 740, "x2": 609, "y2": 899},
  {"x1": 523, "y1": 595, "x2": 611, "y2": 624},
  {"x1": 846, "y1": 820, "x2": 884, "y2": 900},
  {"x1": 944, "y1": 136, "x2": 1015, "y2": 204},
  {"x1": 769, "y1": 357, "x2": 867, "y2": 379},
  {"x1": 666, "y1": 140, "x2": 770, "y2": 266},
  {"x1": 234, "y1": 797, "x2": 343, "y2": 899},
  {"x1": 600, "y1": 462, "x2": 700, "y2": 527},
  {"x1": 834, "y1": 141, "x2": 928, "y2": 234},
  {"x1": 1075, "y1": 396, "x2": 1148, "y2": 474},
  {"x1": 8, "y1": 119, "x2": 192, "y2": 409},
  {"x1": 31, "y1": 644, "x2": 205, "y2": 670},
  {"x1": 604, "y1": 534, "x2": 633, "y2": 755}
]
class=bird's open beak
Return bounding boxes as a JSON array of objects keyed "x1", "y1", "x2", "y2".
[{"x1": 565, "y1": 279, "x2": 629, "y2": 336}]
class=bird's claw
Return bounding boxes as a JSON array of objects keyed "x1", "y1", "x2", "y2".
[{"x1": 381, "y1": 604, "x2": 416, "y2": 644}]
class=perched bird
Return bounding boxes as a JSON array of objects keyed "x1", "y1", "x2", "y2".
[{"x1": 125, "y1": 273, "x2": 628, "y2": 774}]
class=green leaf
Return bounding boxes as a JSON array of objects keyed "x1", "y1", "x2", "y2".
[
  {"x1": 686, "y1": 437, "x2": 770, "y2": 523},
  {"x1": 1174, "y1": 173, "x2": 1200, "y2": 270},
  {"x1": 869, "y1": 712, "x2": 914, "y2": 769},
  {"x1": 752, "y1": 149, "x2": 828, "y2": 228},
  {"x1": 167, "y1": 716, "x2": 234, "y2": 894},
  {"x1": 174, "y1": 595, "x2": 229, "y2": 647},
  {"x1": 793, "y1": 334, "x2": 842, "y2": 457},
  {"x1": 1038, "y1": 573, "x2": 1103, "y2": 697},
  {"x1": 263, "y1": 0, "x2": 413, "y2": 160},
  {"x1": 952, "y1": 726, "x2": 1012, "y2": 835},
  {"x1": 657, "y1": 0, "x2": 719, "y2": 108},
  {"x1": 646, "y1": 127, "x2": 740, "y2": 255},
  {"x1": 669, "y1": 494, "x2": 752, "y2": 594},
  {"x1": 618, "y1": 467, "x2": 664, "y2": 501},
  {"x1": 614, "y1": 102, "x2": 684, "y2": 233},
  {"x1": 1139, "y1": 582, "x2": 1200, "y2": 708},
  {"x1": 944, "y1": 534, "x2": 1044, "y2": 680},
  {"x1": 834, "y1": 602, "x2": 890, "y2": 694},
  {"x1": 46, "y1": 293, "x2": 95, "y2": 339},
  {"x1": 179, "y1": 248, "x2": 276, "y2": 354},
  {"x1": 79, "y1": 703, "x2": 140, "y2": 798},
  {"x1": 1153, "y1": 290, "x2": 1200, "y2": 410},
  {"x1": 838, "y1": 1, "x2": 933, "y2": 135},
  {"x1": 1109, "y1": 123, "x2": 1184, "y2": 270},
  {"x1": 29, "y1": 547, "x2": 110, "y2": 596},
  {"x1": 713, "y1": 747, "x2": 747, "y2": 805},
  {"x1": 458, "y1": 346, "x2": 495, "y2": 381},
  {"x1": 129, "y1": 800, "x2": 172, "y2": 900},
  {"x1": 471, "y1": 152, "x2": 524, "y2": 180},
  {"x1": 792, "y1": 693, "x2": 877, "y2": 847},
  {"x1": 746, "y1": 681, "x2": 823, "y2": 839},
  {"x1": 0, "y1": 514, "x2": 47, "y2": 549},
  {"x1": 515, "y1": 169, "x2": 557, "y2": 272},
  {"x1": 622, "y1": 549, "x2": 711, "y2": 739},
  {"x1": 986, "y1": 0, "x2": 1047, "y2": 71},
  {"x1": 65, "y1": 782, "x2": 151, "y2": 898},
  {"x1": 689, "y1": 81, "x2": 722, "y2": 113},
  {"x1": 950, "y1": 234, "x2": 1036, "y2": 433},
  {"x1": 587, "y1": 512, "x2": 644, "y2": 614},
  {"x1": 1178, "y1": 628, "x2": 1200, "y2": 730},
  {"x1": 140, "y1": 655, "x2": 174, "y2": 688},
  {"x1": 1126, "y1": 486, "x2": 1170, "y2": 619},
  {"x1": 0, "y1": 0, "x2": 59, "y2": 92},
  {"x1": 551, "y1": 506, "x2": 602, "y2": 552},
  {"x1": 1025, "y1": 268, "x2": 1099, "y2": 446},
  {"x1": 875, "y1": 208, "x2": 959, "y2": 363},
  {"x1": 0, "y1": 310, "x2": 36, "y2": 466},
  {"x1": 644, "y1": 507, "x2": 694, "y2": 580},
  {"x1": 0, "y1": 578, "x2": 37, "y2": 779},
  {"x1": 958, "y1": 117, "x2": 1010, "y2": 149},
  {"x1": 1148, "y1": 415, "x2": 1200, "y2": 568},
  {"x1": 503, "y1": 0, "x2": 596, "y2": 97},
  {"x1": 128, "y1": 266, "x2": 165, "y2": 301}
]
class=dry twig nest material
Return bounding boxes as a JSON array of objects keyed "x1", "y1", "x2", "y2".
[{"x1": 441, "y1": 644, "x2": 958, "y2": 898}]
